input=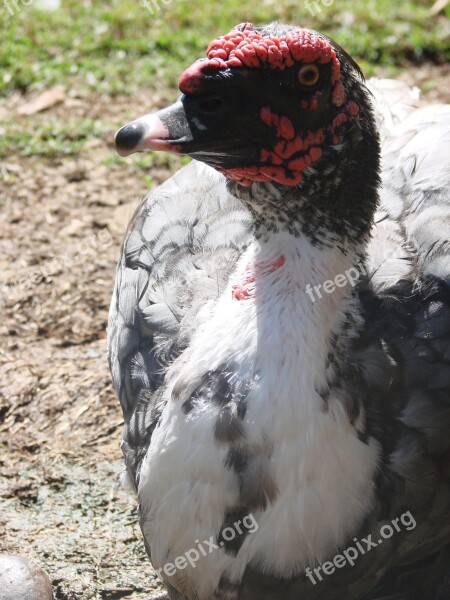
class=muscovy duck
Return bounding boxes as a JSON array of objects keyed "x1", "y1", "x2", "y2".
[{"x1": 108, "y1": 22, "x2": 450, "y2": 600}]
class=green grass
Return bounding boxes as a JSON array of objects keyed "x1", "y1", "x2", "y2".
[
  {"x1": 1, "y1": 0, "x2": 448, "y2": 162},
  {"x1": 0, "y1": 117, "x2": 109, "y2": 158},
  {"x1": 1, "y1": 0, "x2": 449, "y2": 98}
]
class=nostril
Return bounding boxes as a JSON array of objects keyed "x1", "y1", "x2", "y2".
[{"x1": 198, "y1": 97, "x2": 224, "y2": 114}]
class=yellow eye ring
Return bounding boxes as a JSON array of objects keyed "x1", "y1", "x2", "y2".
[{"x1": 298, "y1": 64, "x2": 320, "y2": 86}]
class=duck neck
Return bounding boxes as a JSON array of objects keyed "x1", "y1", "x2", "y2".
[{"x1": 233, "y1": 225, "x2": 367, "y2": 373}]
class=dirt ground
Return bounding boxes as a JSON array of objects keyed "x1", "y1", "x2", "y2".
[{"x1": 1, "y1": 64, "x2": 449, "y2": 600}]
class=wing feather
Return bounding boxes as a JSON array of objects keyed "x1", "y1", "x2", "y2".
[{"x1": 107, "y1": 161, "x2": 252, "y2": 480}]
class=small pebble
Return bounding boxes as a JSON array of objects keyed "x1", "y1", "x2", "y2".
[{"x1": 0, "y1": 554, "x2": 53, "y2": 600}]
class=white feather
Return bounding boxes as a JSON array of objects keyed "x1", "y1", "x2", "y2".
[{"x1": 138, "y1": 231, "x2": 379, "y2": 598}]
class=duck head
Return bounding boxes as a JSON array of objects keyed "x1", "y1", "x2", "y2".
[{"x1": 115, "y1": 22, "x2": 380, "y2": 240}]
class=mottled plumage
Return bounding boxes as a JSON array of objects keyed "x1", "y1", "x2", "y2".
[{"x1": 108, "y1": 23, "x2": 450, "y2": 600}]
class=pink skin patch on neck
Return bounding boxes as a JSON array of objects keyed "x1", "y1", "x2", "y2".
[
  {"x1": 179, "y1": 23, "x2": 360, "y2": 187},
  {"x1": 232, "y1": 255, "x2": 286, "y2": 300}
]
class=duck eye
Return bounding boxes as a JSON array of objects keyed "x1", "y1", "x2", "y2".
[{"x1": 298, "y1": 64, "x2": 320, "y2": 86}]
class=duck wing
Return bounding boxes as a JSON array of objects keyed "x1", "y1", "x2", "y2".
[
  {"x1": 107, "y1": 161, "x2": 252, "y2": 484},
  {"x1": 349, "y1": 96, "x2": 450, "y2": 598}
]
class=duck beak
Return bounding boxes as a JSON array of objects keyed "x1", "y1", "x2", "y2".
[
  {"x1": 115, "y1": 66, "x2": 262, "y2": 167},
  {"x1": 114, "y1": 100, "x2": 192, "y2": 157}
]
